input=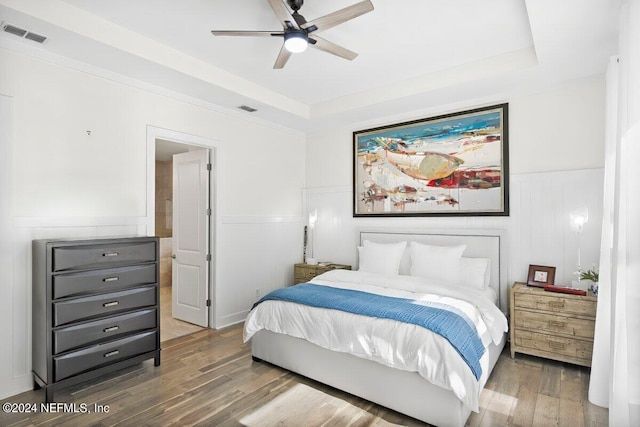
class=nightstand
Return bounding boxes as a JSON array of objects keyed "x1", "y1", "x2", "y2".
[
  {"x1": 294, "y1": 263, "x2": 351, "y2": 285},
  {"x1": 509, "y1": 282, "x2": 597, "y2": 367}
]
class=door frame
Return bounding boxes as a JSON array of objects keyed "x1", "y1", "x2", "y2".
[{"x1": 146, "y1": 125, "x2": 219, "y2": 328}]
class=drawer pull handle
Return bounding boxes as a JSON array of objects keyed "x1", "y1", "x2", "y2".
[
  {"x1": 548, "y1": 320, "x2": 566, "y2": 328},
  {"x1": 104, "y1": 350, "x2": 120, "y2": 358},
  {"x1": 103, "y1": 301, "x2": 119, "y2": 308},
  {"x1": 102, "y1": 252, "x2": 119, "y2": 257},
  {"x1": 103, "y1": 326, "x2": 119, "y2": 333},
  {"x1": 103, "y1": 277, "x2": 119, "y2": 282},
  {"x1": 549, "y1": 301, "x2": 566, "y2": 309},
  {"x1": 549, "y1": 341, "x2": 566, "y2": 350}
]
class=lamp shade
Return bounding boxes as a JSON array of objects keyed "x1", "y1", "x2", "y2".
[
  {"x1": 308, "y1": 209, "x2": 318, "y2": 229},
  {"x1": 284, "y1": 31, "x2": 308, "y2": 53},
  {"x1": 570, "y1": 207, "x2": 589, "y2": 233}
]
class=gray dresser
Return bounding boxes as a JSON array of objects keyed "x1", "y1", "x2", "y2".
[{"x1": 32, "y1": 236, "x2": 161, "y2": 402}]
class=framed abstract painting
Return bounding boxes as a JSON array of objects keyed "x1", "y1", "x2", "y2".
[{"x1": 353, "y1": 103, "x2": 509, "y2": 217}]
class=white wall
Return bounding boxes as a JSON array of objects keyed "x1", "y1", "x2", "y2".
[
  {"x1": 0, "y1": 48, "x2": 306, "y2": 399},
  {"x1": 0, "y1": 94, "x2": 15, "y2": 402},
  {"x1": 304, "y1": 75, "x2": 605, "y2": 305},
  {"x1": 0, "y1": 47, "x2": 607, "y2": 401}
]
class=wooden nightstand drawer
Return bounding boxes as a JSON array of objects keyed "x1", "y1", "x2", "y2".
[
  {"x1": 509, "y1": 282, "x2": 596, "y2": 367},
  {"x1": 514, "y1": 309, "x2": 595, "y2": 339},
  {"x1": 514, "y1": 330, "x2": 593, "y2": 361},
  {"x1": 295, "y1": 266, "x2": 317, "y2": 283},
  {"x1": 514, "y1": 292, "x2": 596, "y2": 316}
]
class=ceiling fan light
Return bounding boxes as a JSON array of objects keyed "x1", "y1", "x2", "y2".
[{"x1": 284, "y1": 31, "x2": 308, "y2": 53}]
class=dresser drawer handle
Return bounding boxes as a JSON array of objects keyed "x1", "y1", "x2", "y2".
[
  {"x1": 103, "y1": 326, "x2": 119, "y2": 333},
  {"x1": 103, "y1": 301, "x2": 119, "y2": 308},
  {"x1": 549, "y1": 341, "x2": 566, "y2": 350},
  {"x1": 104, "y1": 350, "x2": 120, "y2": 358},
  {"x1": 103, "y1": 277, "x2": 119, "y2": 282},
  {"x1": 102, "y1": 252, "x2": 119, "y2": 257},
  {"x1": 548, "y1": 320, "x2": 566, "y2": 328},
  {"x1": 549, "y1": 301, "x2": 565, "y2": 309}
]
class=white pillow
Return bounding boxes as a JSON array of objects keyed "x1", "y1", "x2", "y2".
[
  {"x1": 358, "y1": 240, "x2": 407, "y2": 275},
  {"x1": 409, "y1": 242, "x2": 466, "y2": 283},
  {"x1": 458, "y1": 257, "x2": 491, "y2": 290}
]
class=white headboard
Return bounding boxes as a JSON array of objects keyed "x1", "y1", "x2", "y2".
[{"x1": 359, "y1": 230, "x2": 507, "y2": 311}]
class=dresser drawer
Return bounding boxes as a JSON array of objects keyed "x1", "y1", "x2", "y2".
[
  {"x1": 53, "y1": 309, "x2": 157, "y2": 354},
  {"x1": 53, "y1": 286, "x2": 156, "y2": 326},
  {"x1": 295, "y1": 267, "x2": 317, "y2": 282},
  {"x1": 514, "y1": 292, "x2": 596, "y2": 316},
  {"x1": 514, "y1": 329, "x2": 593, "y2": 361},
  {"x1": 53, "y1": 264, "x2": 157, "y2": 299},
  {"x1": 514, "y1": 309, "x2": 595, "y2": 339},
  {"x1": 54, "y1": 331, "x2": 157, "y2": 381},
  {"x1": 52, "y1": 241, "x2": 156, "y2": 272},
  {"x1": 295, "y1": 274, "x2": 316, "y2": 284}
]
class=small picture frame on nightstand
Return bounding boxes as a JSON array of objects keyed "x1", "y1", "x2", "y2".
[{"x1": 527, "y1": 264, "x2": 556, "y2": 287}]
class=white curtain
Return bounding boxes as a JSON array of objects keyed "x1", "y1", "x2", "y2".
[
  {"x1": 589, "y1": 1, "x2": 640, "y2": 426},
  {"x1": 589, "y1": 56, "x2": 617, "y2": 408}
]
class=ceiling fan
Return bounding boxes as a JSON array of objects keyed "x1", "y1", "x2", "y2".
[{"x1": 211, "y1": 0, "x2": 374, "y2": 69}]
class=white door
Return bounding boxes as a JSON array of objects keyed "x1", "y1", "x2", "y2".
[{"x1": 172, "y1": 149, "x2": 210, "y2": 327}]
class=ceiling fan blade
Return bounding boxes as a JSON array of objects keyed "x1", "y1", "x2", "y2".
[
  {"x1": 211, "y1": 30, "x2": 282, "y2": 37},
  {"x1": 273, "y1": 44, "x2": 293, "y2": 69},
  {"x1": 309, "y1": 35, "x2": 358, "y2": 61},
  {"x1": 267, "y1": 0, "x2": 299, "y2": 29},
  {"x1": 302, "y1": 0, "x2": 373, "y2": 33}
]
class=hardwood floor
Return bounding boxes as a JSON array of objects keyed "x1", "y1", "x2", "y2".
[{"x1": 0, "y1": 324, "x2": 608, "y2": 426}]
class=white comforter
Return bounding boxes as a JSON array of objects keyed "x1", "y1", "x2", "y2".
[{"x1": 244, "y1": 270, "x2": 508, "y2": 412}]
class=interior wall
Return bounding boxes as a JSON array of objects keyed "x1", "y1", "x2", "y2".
[
  {"x1": 306, "y1": 75, "x2": 605, "y2": 188},
  {"x1": 304, "y1": 75, "x2": 606, "y2": 300},
  {"x1": 0, "y1": 48, "x2": 305, "y2": 400},
  {"x1": 0, "y1": 94, "x2": 15, "y2": 404},
  {"x1": 155, "y1": 160, "x2": 173, "y2": 238},
  {"x1": 155, "y1": 160, "x2": 173, "y2": 289}
]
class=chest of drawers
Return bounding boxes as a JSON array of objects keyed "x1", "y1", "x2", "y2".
[
  {"x1": 509, "y1": 282, "x2": 596, "y2": 367},
  {"x1": 32, "y1": 236, "x2": 161, "y2": 402},
  {"x1": 293, "y1": 263, "x2": 351, "y2": 285}
]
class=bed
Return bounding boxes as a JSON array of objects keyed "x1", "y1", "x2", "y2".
[{"x1": 245, "y1": 231, "x2": 508, "y2": 427}]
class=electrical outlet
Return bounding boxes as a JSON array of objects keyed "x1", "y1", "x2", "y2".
[{"x1": 255, "y1": 288, "x2": 261, "y2": 299}]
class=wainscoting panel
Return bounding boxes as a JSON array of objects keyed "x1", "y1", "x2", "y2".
[
  {"x1": 305, "y1": 168, "x2": 604, "y2": 304},
  {"x1": 0, "y1": 94, "x2": 16, "y2": 400},
  {"x1": 215, "y1": 217, "x2": 304, "y2": 328},
  {"x1": 1, "y1": 212, "x2": 303, "y2": 399},
  {"x1": 508, "y1": 169, "x2": 603, "y2": 286}
]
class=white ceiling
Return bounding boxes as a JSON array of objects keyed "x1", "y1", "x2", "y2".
[{"x1": 0, "y1": 0, "x2": 621, "y2": 133}]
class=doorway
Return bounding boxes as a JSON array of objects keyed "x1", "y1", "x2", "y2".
[{"x1": 149, "y1": 128, "x2": 218, "y2": 342}]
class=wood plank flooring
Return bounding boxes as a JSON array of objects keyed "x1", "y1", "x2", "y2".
[{"x1": 0, "y1": 324, "x2": 608, "y2": 426}]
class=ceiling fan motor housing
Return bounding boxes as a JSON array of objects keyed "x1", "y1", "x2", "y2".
[{"x1": 287, "y1": 0, "x2": 304, "y2": 11}]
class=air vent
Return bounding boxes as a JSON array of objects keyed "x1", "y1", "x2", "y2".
[
  {"x1": 1, "y1": 22, "x2": 47, "y2": 44},
  {"x1": 238, "y1": 105, "x2": 258, "y2": 113},
  {"x1": 2, "y1": 24, "x2": 27, "y2": 37},
  {"x1": 25, "y1": 32, "x2": 47, "y2": 44}
]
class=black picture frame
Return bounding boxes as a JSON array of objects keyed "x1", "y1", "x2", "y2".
[
  {"x1": 353, "y1": 103, "x2": 509, "y2": 217},
  {"x1": 527, "y1": 264, "x2": 556, "y2": 287}
]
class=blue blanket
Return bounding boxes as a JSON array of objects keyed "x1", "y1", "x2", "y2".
[{"x1": 253, "y1": 283, "x2": 485, "y2": 379}]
